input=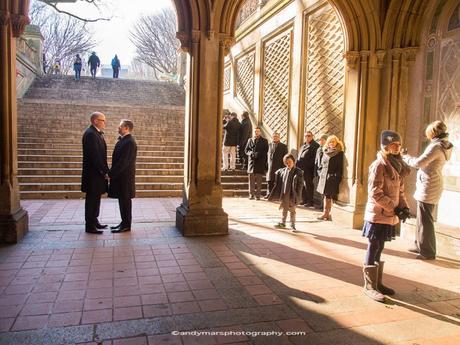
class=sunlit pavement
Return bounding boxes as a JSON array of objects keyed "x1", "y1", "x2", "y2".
[{"x1": 0, "y1": 197, "x2": 459, "y2": 345}]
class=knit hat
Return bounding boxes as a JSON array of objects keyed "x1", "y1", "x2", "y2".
[{"x1": 381, "y1": 130, "x2": 401, "y2": 147}]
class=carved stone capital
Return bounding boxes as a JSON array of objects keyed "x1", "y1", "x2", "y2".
[
  {"x1": 11, "y1": 14, "x2": 30, "y2": 37},
  {"x1": 191, "y1": 30, "x2": 201, "y2": 44},
  {"x1": 219, "y1": 35, "x2": 235, "y2": 55},
  {"x1": 402, "y1": 47, "x2": 418, "y2": 67},
  {"x1": 376, "y1": 50, "x2": 386, "y2": 68},
  {"x1": 0, "y1": 10, "x2": 10, "y2": 26},
  {"x1": 344, "y1": 51, "x2": 360, "y2": 69},
  {"x1": 207, "y1": 30, "x2": 214, "y2": 40},
  {"x1": 176, "y1": 31, "x2": 191, "y2": 53}
]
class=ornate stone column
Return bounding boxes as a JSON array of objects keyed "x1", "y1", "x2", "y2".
[
  {"x1": 175, "y1": 30, "x2": 231, "y2": 236},
  {"x1": 0, "y1": 1, "x2": 29, "y2": 243}
]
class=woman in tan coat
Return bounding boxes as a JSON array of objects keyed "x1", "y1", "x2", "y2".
[
  {"x1": 403, "y1": 121, "x2": 453, "y2": 260},
  {"x1": 362, "y1": 130, "x2": 410, "y2": 302}
]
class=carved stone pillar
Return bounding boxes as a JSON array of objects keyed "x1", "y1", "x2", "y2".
[
  {"x1": 0, "y1": 7, "x2": 29, "y2": 243},
  {"x1": 175, "y1": 30, "x2": 229, "y2": 236}
]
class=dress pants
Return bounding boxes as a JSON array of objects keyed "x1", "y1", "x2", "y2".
[
  {"x1": 222, "y1": 146, "x2": 236, "y2": 170},
  {"x1": 249, "y1": 173, "x2": 263, "y2": 198},
  {"x1": 85, "y1": 192, "x2": 101, "y2": 229},
  {"x1": 416, "y1": 201, "x2": 436, "y2": 258},
  {"x1": 302, "y1": 171, "x2": 314, "y2": 204},
  {"x1": 118, "y1": 197, "x2": 132, "y2": 228},
  {"x1": 267, "y1": 180, "x2": 275, "y2": 197}
]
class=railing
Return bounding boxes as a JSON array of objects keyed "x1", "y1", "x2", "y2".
[{"x1": 16, "y1": 36, "x2": 39, "y2": 67}]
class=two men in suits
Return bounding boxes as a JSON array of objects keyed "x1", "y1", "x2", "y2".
[
  {"x1": 108, "y1": 120, "x2": 137, "y2": 233},
  {"x1": 81, "y1": 112, "x2": 109, "y2": 234},
  {"x1": 81, "y1": 114, "x2": 137, "y2": 234}
]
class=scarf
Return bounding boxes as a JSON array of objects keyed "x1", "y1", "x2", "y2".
[
  {"x1": 324, "y1": 147, "x2": 341, "y2": 158},
  {"x1": 385, "y1": 152, "x2": 411, "y2": 177}
]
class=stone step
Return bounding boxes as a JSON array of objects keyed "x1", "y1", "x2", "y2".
[
  {"x1": 19, "y1": 161, "x2": 184, "y2": 169},
  {"x1": 18, "y1": 174, "x2": 248, "y2": 183},
  {"x1": 18, "y1": 137, "x2": 185, "y2": 146},
  {"x1": 18, "y1": 155, "x2": 183, "y2": 163},
  {"x1": 18, "y1": 149, "x2": 184, "y2": 157},
  {"x1": 18, "y1": 168, "x2": 185, "y2": 176},
  {"x1": 19, "y1": 189, "x2": 257, "y2": 199},
  {"x1": 17, "y1": 143, "x2": 185, "y2": 151},
  {"x1": 19, "y1": 181, "x2": 258, "y2": 192}
]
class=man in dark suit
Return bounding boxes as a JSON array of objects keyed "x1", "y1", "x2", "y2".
[
  {"x1": 245, "y1": 127, "x2": 269, "y2": 200},
  {"x1": 265, "y1": 132, "x2": 288, "y2": 198},
  {"x1": 238, "y1": 111, "x2": 252, "y2": 170},
  {"x1": 222, "y1": 112, "x2": 240, "y2": 171},
  {"x1": 108, "y1": 120, "x2": 138, "y2": 233},
  {"x1": 296, "y1": 130, "x2": 320, "y2": 207},
  {"x1": 81, "y1": 112, "x2": 109, "y2": 234}
]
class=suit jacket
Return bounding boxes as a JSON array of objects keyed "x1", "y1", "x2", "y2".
[
  {"x1": 108, "y1": 134, "x2": 138, "y2": 199},
  {"x1": 297, "y1": 140, "x2": 320, "y2": 175},
  {"x1": 223, "y1": 118, "x2": 241, "y2": 146},
  {"x1": 266, "y1": 142, "x2": 288, "y2": 181},
  {"x1": 239, "y1": 118, "x2": 253, "y2": 147},
  {"x1": 268, "y1": 167, "x2": 304, "y2": 206},
  {"x1": 81, "y1": 125, "x2": 108, "y2": 195},
  {"x1": 245, "y1": 136, "x2": 269, "y2": 174}
]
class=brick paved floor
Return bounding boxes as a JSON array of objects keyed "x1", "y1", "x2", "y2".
[{"x1": 0, "y1": 198, "x2": 459, "y2": 344}]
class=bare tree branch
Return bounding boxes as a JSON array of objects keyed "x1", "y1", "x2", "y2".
[
  {"x1": 130, "y1": 8, "x2": 180, "y2": 80},
  {"x1": 38, "y1": 0, "x2": 111, "y2": 22}
]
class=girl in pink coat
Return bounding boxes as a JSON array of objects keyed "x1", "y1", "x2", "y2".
[{"x1": 362, "y1": 130, "x2": 410, "y2": 302}]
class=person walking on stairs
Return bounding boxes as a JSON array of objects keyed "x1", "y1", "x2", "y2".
[
  {"x1": 109, "y1": 120, "x2": 138, "y2": 233},
  {"x1": 88, "y1": 52, "x2": 100, "y2": 78},
  {"x1": 111, "y1": 54, "x2": 121, "y2": 78},
  {"x1": 362, "y1": 130, "x2": 411, "y2": 302},
  {"x1": 81, "y1": 112, "x2": 109, "y2": 234}
]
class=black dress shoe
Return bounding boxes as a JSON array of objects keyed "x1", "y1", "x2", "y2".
[
  {"x1": 110, "y1": 223, "x2": 122, "y2": 230},
  {"x1": 95, "y1": 222, "x2": 108, "y2": 229},
  {"x1": 111, "y1": 227, "x2": 131, "y2": 233},
  {"x1": 85, "y1": 228, "x2": 103, "y2": 234}
]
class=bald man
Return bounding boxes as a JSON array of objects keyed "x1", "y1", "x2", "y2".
[{"x1": 81, "y1": 112, "x2": 109, "y2": 234}]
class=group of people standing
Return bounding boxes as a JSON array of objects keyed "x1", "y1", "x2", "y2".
[
  {"x1": 73, "y1": 52, "x2": 121, "y2": 80},
  {"x1": 81, "y1": 112, "x2": 137, "y2": 234},
  {"x1": 223, "y1": 112, "x2": 453, "y2": 303}
]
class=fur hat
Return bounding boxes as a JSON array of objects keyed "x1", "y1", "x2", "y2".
[{"x1": 381, "y1": 130, "x2": 401, "y2": 147}]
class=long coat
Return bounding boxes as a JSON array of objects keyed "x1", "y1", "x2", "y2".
[
  {"x1": 403, "y1": 139, "x2": 453, "y2": 204},
  {"x1": 239, "y1": 118, "x2": 252, "y2": 148},
  {"x1": 223, "y1": 118, "x2": 241, "y2": 146},
  {"x1": 245, "y1": 136, "x2": 269, "y2": 174},
  {"x1": 108, "y1": 134, "x2": 138, "y2": 199},
  {"x1": 268, "y1": 167, "x2": 304, "y2": 207},
  {"x1": 364, "y1": 152, "x2": 409, "y2": 225},
  {"x1": 266, "y1": 142, "x2": 288, "y2": 182},
  {"x1": 317, "y1": 150, "x2": 344, "y2": 198},
  {"x1": 297, "y1": 140, "x2": 320, "y2": 176},
  {"x1": 81, "y1": 125, "x2": 108, "y2": 195}
]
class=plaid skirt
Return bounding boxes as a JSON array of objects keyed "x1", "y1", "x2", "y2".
[{"x1": 362, "y1": 221, "x2": 396, "y2": 242}]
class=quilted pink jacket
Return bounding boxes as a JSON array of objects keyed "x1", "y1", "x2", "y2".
[{"x1": 364, "y1": 152, "x2": 409, "y2": 225}]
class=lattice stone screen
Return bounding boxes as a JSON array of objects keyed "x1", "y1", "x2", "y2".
[
  {"x1": 235, "y1": 51, "x2": 255, "y2": 112},
  {"x1": 224, "y1": 65, "x2": 231, "y2": 92},
  {"x1": 304, "y1": 5, "x2": 345, "y2": 139},
  {"x1": 261, "y1": 29, "x2": 292, "y2": 142}
]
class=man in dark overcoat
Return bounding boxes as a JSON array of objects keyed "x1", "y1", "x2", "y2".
[
  {"x1": 81, "y1": 112, "x2": 109, "y2": 234},
  {"x1": 265, "y1": 132, "x2": 288, "y2": 198},
  {"x1": 222, "y1": 112, "x2": 241, "y2": 171},
  {"x1": 297, "y1": 130, "x2": 320, "y2": 207},
  {"x1": 238, "y1": 111, "x2": 253, "y2": 170},
  {"x1": 245, "y1": 127, "x2": 269, "y2": 200},
  {"x1": 108, "y1": 120, "x2": 138, "y2": 233}
]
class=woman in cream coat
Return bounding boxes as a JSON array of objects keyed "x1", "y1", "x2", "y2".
[{"x1": 403, "y1": 120, "x2": 453, "y2": 260}]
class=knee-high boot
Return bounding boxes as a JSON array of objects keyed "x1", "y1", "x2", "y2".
[
  {"x1": 363, "y1": 265, "x2": 385, "y2": 302},
  {"x1": 376, "y1": 261, "x2": 395, "y2": 295},
  {"x1": 317, "y1": 197, "x2": 332, "y2": 221}
]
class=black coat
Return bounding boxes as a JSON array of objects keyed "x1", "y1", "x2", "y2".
[
  {"x1": 239, "y1": 118, "x2": 252, "y2": 147},
  {"x1": 108, "y1": 134, "x2": 138, "y2": 199},
  {"x1": 81, "y1": 126, "x2": 108, "y2": 195},
  {"x1": 245, "y1": 136, "x2": 269, "y2": 174},
  {"x1": 268, "y1": 167, "x2": 304, "y2": 206},
  {"x1": 223, "y1": 118, "x2": 241, "y2": 146},
  {"x1": 297, "y1": 140, "x2": 320, "y2": 176},
  {"x1": 317, "y1": 150, "x2": 344, "y2": 198},
  {"x1": 266, "y1": 142, "x2": 288, "y2": 181}
]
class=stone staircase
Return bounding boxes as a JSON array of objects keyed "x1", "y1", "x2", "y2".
[{"x1": 17, "y1": 75, "x2": 255, "y2": 199}]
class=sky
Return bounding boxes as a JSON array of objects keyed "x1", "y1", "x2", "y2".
[{"x1": 46, "y1": 0, "x2": 174, "y2": 66}]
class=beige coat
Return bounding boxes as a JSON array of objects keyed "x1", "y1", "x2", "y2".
[
  {"x1": 364, "y1": 152, "x2": 409, "y2": 225},
  {"x1": 403, "y1": 139, "x2": 453, "y2": 205}
]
